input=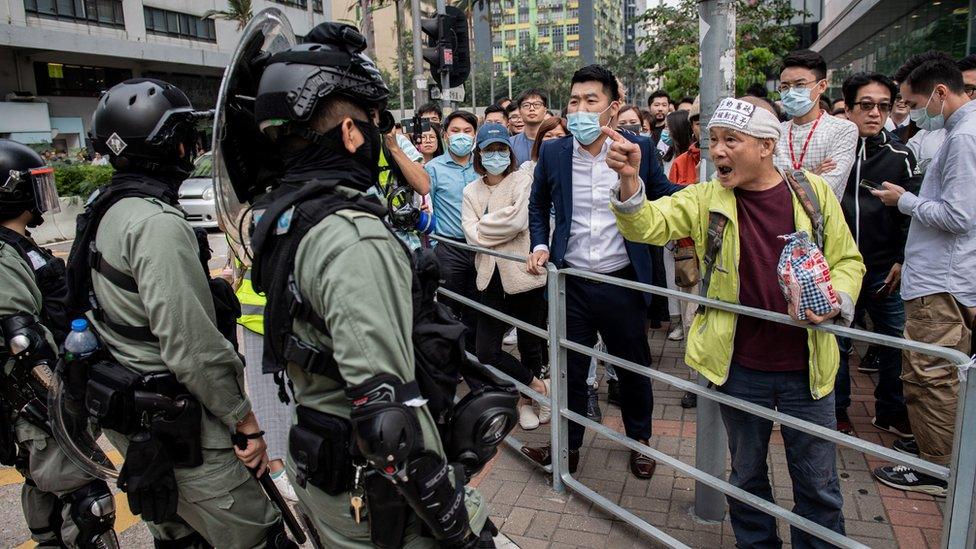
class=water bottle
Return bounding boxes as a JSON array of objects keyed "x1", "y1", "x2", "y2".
[{"x1": 64, "y1": 318, "x2": 99, "y2": 360}]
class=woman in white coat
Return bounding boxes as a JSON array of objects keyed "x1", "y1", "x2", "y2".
[{"x1": 462, "y1": 123, "x2": 550, "y2": 430}]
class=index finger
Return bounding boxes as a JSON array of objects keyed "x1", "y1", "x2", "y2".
[{"x1": 601, "y1": 126, "x2": 627, "y2": 143}]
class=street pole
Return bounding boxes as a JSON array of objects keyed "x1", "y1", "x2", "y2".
[
  {"x1": 470, "y1": 14, "x2": 476, "y2": 112},
  {"x1": 395, "y1": 0, "x2": 406, "y2": 119},
  {"x1": 435, "y1": 0, "x2": 451, "y2": 112},
  {"x1": 507, "y1": 59, "x2": 512, "y2": 99},
  {"x1": 693, "y1": 0, "x2": 734, "y2": 524},
  {"x1": 488, "y1": 2, "x2": 495, "y2": 103},
  {"x1": 411, "y1": 0, "x2": 427, "y2": 108}
]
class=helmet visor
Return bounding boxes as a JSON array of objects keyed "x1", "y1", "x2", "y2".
[{"x1": 29, "y1": 167, "x2": 60, "y2": 214}]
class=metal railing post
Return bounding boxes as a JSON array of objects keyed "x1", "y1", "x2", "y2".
[
  {"x1": 694, "y1": 0, "x2": 735, "y2": 522},
  {"x1": 942, "y1": 367, "x2": 976, "y2": 548},
  {"x1": 694, "y1": 371, "x2": 728, "y2": 522},
  {"x1": 547, "y1": 265, "x2": 568, "y2": 494}
]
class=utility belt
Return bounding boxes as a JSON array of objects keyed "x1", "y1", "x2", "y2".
[
  {"x1": 84, "y1": 360, "x2": 203, "y2": 468},
  {"x1": 289, "y1": 406, "x2": 412, "y2": 549}
]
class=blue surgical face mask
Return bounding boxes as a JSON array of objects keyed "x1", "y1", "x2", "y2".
[
  {"x1": 567, "y1": 104, "x2": 612, "y2": 145},
  {"x1": 481, "y1": 151, "x2": 511, "y2": 175},
  {"x1": 448, "y1": 133, "x2": 474, "y2": 156},
  {"x1": 909, "y1": 90, "x2": 946, "y2": 131},
  {"x1": 781, "y1": 86, "x2": 816, "y2": 118},
  {"x1": 660, "y1": 129, "x2": 673, "y2": 147}
]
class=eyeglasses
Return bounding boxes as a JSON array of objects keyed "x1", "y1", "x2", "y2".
[
  {"x1": 520, "y1": 101, "x2": 545, "y2": 110},
  {"x1": 853, "y1": 100, "x2": 891, "y2": 113},
  {"x1": 420, "y1": 136, "x2": 437, "y2": 143},
  {"x1": 965, "y1": 85, "x2": 976, "y2": 98},
  {"x1": 777, "y1": 80, "x2": 820, "y2": 93}
]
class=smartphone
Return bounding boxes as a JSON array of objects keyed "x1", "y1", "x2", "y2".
[
  {"x1": 859, "y1": 178, "x2": 882, "y2": 191},
  {"x1": 401, "y1": 118, "x2": 431, "y2": 134},
  {"x1": 875, "y1": 282, "x2": 893, "y2": 298}
]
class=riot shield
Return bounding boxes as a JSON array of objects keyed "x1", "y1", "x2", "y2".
[
  {"x1": 48, "y1": 371, "x2": 118, "y2": 481},
  {"x1": 213, "y1": 8, "x2": 296, "y2": 266}
]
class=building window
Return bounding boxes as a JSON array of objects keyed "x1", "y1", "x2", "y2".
[
  {"x1": 567, "y1": 8, "x2": 578, "y2": 19},
  {"x1": 24, "y1": 0, "x2": 125, "y2": 27},
  {"x1": 567, "y1": 40, "x2": 578, "y2": 51},
  {"x1": 519, "y1": 30, "x2": 529, "y2": 44},
  {"x1": 34, "y1": 61, "x2": 132, "y2": 97},
  {"x1": 144, "y1": 7, "x2": 216, "y2": 42},
  {"x1": 539, "y1": 25, "x2": 549, "y2": 37},
  {"x1": 566, "y1": 23, "x2": 579, "y2": 35}
]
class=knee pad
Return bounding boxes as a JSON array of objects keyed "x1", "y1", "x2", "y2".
[{"x1": 66, "y1": 480, "x2": 117, "y2": 549}]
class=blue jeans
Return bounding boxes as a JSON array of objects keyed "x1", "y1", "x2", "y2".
[
  {"x1": 719, "y1": 365, "x2": 845, "y2": 549},
  {"x1": 835, "y1": 268, "x2": 906, "y2": 418}
]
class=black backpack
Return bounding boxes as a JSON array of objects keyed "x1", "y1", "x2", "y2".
[{"x1": 65, "y1": 174, "x2": 241, "y2": 349}]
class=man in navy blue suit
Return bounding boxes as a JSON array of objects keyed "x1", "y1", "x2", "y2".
[{"x1": 522, "y1": 65, "x2": 684, "y2": 479}]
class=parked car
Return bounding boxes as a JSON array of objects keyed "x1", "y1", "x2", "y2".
[{"x1": 179, "y1": 152, "x2": 218, "y2": 229}]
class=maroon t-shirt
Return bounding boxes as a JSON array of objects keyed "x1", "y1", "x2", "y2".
[{"x1": 732, "y1": 182, "x2": 809, "y2": 372}]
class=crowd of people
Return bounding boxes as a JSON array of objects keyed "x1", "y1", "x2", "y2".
[
  {"x1": 376, "y1": 47, "x2": 975, "y2": 546},
  {"x1": 2, "y1": 15, "x2": 973, "y2": 545}
]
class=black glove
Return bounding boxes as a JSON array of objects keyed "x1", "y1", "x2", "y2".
[{"x1": 117, "y1": 431, "x2": 179, "y2": 522}]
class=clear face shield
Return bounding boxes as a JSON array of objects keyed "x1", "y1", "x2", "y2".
[{"x1": 2, "y1": 166, "x2": 61, "y2": 214}]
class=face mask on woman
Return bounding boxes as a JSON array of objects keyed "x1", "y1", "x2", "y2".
[{"x1": 481, "y1": 151, "x2": 510, "y2": 175}]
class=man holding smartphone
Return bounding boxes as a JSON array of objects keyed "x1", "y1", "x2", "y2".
[{"x1": 837, "y1": 72, "x2": 920, "y2": 439}]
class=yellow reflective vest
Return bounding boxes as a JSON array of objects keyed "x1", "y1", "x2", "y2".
[{"x1": 236, "y1": 267, "x2": 266, "y2": 335}]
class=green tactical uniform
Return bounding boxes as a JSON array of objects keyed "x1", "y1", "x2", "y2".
[
  {"x1": 88, "y1": 196, "x2": 279, "y2": 547},
  {"x1": 284, "y1": 205, "x2": 488, "y2": 547},
  {"x1": 1, "y1": 241, "x2": 93, "y2": 547}
]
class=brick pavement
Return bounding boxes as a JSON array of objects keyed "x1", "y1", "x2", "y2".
[{"x1": 470, "y1": 327, "x2": 945, "y2": 548}]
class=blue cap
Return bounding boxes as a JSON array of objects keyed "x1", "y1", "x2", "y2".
[
  {"x1": 476, "y1": 123, "x2": 511, "y2": 150},
  {"x1": 71, "y1": 318, "x2": 89, "y2": 332}
]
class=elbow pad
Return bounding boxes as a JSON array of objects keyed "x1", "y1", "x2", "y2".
[
  {"x1": 1, "y1": 313, "x2": 56, "y2": 367},
  {"x1": 347, "y1": 373, "x2": 425, "y2": 475}
]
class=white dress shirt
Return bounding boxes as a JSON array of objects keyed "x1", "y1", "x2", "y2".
[
  {"x1": 774, "y1": 111, "x2": 859, "y2": 201},
  {"x1": 562, "y1": 138, "x2": 632, "y2": 273}
]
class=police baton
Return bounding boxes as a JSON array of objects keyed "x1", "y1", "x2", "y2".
[{"x1": 232, "y1": 432, "x2": 307, "y2": 544}]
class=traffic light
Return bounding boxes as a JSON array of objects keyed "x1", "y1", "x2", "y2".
[{"x1": 420, "y1": 5, "x2": 470, "y2": 89}]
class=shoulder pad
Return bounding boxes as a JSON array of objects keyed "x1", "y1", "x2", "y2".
[{"x1": 335, "y1": 210, "x2": 389, "y2": 240}]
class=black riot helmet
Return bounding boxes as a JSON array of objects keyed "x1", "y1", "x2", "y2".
[
  {"x1": 0, "y1": 139, "x2": 59, "y2": 226},
  {"x1": 255, "y1": 22, "x2": 393, "y2": 137},
  {"x1": 90, "y1": 78, "x2": 211, "y2": 179}
]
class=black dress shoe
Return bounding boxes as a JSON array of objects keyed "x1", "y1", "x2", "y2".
[
  {"x1": 520, "y1": 445, "x2": 580, "y2": 474},
  {"x1": 607, "y1": 379, "x2": 620, "y2": 407},
  {"x1": 680, "y1": 391, "x2": 697, "y2": 408},
  {"x1": 630, "y1": 444, "x2": 656, "y2": 479}
]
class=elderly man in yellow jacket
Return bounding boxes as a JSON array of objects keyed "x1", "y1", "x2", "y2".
[{"x1": 604, "y1": 96, "x2": 865, "y2": 549}]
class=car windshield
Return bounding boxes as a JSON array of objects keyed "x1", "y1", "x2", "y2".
[{"x1": 190, "y1": 153, "x2": 212, "y2": 178}]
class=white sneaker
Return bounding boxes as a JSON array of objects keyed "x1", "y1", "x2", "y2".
[
  {"x1": 503, "y1": 327, "x2": 518, "y2": 346},
  {"x1": 537, "y1": 379, "x2": 552, "y2": 425},
  {"x1": 667, "y1": 325, "x2": 685, "y2": 341},
  {"x1": 518, "y1": 402, "x2": 540, "y2": 430},
  {"x1": 272, "y1": 470, "x2": 299, "y2": 503}
]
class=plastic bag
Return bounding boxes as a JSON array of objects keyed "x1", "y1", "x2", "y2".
[{"x1": 777, "y1": 231, "x2": 840, "y2": 321}]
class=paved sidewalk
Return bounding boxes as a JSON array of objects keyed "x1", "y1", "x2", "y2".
[{"x1": 469, "y1": 328, "x2": 945, "y2": 548}]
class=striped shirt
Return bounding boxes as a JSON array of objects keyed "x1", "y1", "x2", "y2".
[{"x1": 775, "y1": 111, "x2": 859, "y2": 201}]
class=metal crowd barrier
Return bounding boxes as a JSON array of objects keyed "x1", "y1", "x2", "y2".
[{"x1": 429, "y1": 236, "x2": 976, "y2": 549}]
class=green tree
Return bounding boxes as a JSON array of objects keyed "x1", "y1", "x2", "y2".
[
  {"x1": 203, "y1": 0, "x2": 253, "y2": 31},
  {"x1": 508, "y1": 43, "x2": 577, "y2": 111},
  {"x1": 635, "y1": 0, "x2": 805, "y2": 98},
  {"x1": 601, "y1": 51, "x2": 651, "y2": 105}
]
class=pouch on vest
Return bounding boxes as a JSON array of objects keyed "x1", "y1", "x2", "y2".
[
  {"x1": 85, "y1": 360, "x2": 143, "y2": 435},
  {"x1": 288, "y1": 405, "x2": 353, "y2": 495}
]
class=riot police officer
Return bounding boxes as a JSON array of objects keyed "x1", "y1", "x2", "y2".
[
  {"x1": 0, "y1": 139, "x2": 119, "y2": 548},
  {"x1": 236, "y1": 22, "x2": 495, "y2": 548},
  {"x1": 63, "y1": 79, "x2": 292, "y2": 548}
]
